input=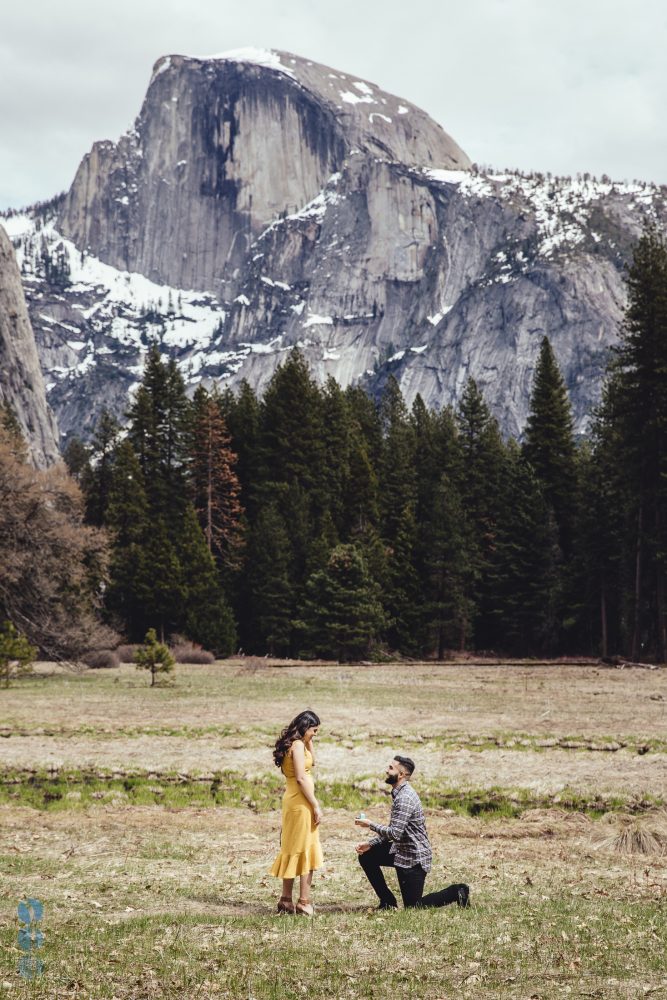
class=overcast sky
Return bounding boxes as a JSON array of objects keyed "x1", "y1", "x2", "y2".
[{"x1": 2, "y1": 0, "x2": 666, "y2": 209}]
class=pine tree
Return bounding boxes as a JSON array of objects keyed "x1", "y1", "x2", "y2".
[
  {"x1": 594, "y1": 227, "x2": 667, "y2": 659},
  {"x1": 522, "y1": 336, "x2": 579, "y2": 558},
  {"x1": 133, "y1": 517, "x2": 183, "y2": 642},
  {"x1": 344, "y1": 385, "x2": 383, "y2": 467},
  {"x1": 134, "y1": 628, "x2": 175, "y2": 687},
  {"x1": 243, "y1": 502, "x2": 295, "y2": 655},
  {"x1": 63, "y1": 437, "x2": 90, "y2": 484},
  {"x1": 456, "y1": 378, "x2": 507, "y2": 648},
  {"x1": 343, "y1": 426, "x2": 380, "y2": 534},
  {"x1": 258, "y1": 350, "x2": 327, "y2": 506},
  {"x1": 375, "y1": 378, "x2": 421, "y2": 652},
  {"x1": 489, "y1": 445, "x2": 562, "y2": 655},
  {"x1": 104, "y1": 440, "x2": 150, "y2": 638},
  {"x1": 575, "y1": 436, "x2": 626, "y2": 656},
  {"x1": 221, "y1": 380, "x2": 261, "y2": 516},
  {"x1": 421, "y1": 474, "x2": 475, "y2": 657},
  {"x1": 299, "y1": 544, "x2": 386, "y2": 661},
  {"x1": 321, "y1": 377, "x2": 353, "y2": 534},
  {"x1": 127, "y1": 345, "x2": 189, "y2": 525},
  {"x1": 378, "y1": 377, "x2": 417, "y2": 540},
  {"x1": 383, "y1": 501, "x2": 423, "y2": 654},
  {"x1": 188, "y1": 386, "x2": 244, "y2": 574},
  {"x1": 176, "y1": 504, "x2": 236, "y2": 656},
  {"x1": 81, "y1": 410, "x2": 120, "y2": 525}
]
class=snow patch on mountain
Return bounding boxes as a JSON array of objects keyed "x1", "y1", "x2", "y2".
[
  {"x1": 189, "y1": 47, "x2": 297, "y2": 79},
  {"x1": 424, "y1": 168, "x2": 664, "y2": 259}
]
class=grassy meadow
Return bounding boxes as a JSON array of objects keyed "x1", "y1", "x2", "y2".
[{"x1": 0, "y1": 659, "x2": 666, "y2": 998}]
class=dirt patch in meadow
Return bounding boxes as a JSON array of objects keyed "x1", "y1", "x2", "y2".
[{"x1": 0, "y1": 735, "x2": 666, "y2": 800}]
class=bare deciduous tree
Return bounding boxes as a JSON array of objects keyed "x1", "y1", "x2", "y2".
[{"x1": 0, "y1": 428, "x2": 117, "y2": 660}]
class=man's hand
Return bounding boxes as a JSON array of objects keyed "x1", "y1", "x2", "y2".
[
  {"x1": 355, "y1": 842, "x2": 371, "y2": 854},
  {"x1": 354, "y1": 818, "x2": 371, "y2": 828}
]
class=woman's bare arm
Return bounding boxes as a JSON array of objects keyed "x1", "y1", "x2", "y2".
[{"x1": 291, "y1": 741, "x2": 322, "y2": 822}]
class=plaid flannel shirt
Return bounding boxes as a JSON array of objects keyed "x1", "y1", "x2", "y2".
[{"x1": 368, "y1": 781, "x2": 432, "y2": 872}]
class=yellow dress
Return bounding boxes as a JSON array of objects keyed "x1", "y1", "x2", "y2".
[{"x1": 270, "y1": 741, "x2": 323, "y2": 878}]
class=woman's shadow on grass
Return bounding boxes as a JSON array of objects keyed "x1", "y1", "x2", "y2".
[{"x1": 183, "y1": 892, "x2": 371, "y2": 916}]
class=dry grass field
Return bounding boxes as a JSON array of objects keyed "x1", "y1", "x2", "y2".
[{"x1": 1, "y1": 659, "x2": 666, "y2": 998}]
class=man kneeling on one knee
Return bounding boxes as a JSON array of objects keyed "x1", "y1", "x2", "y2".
[{"x1": 355, "y1": 755, "x2": 469, "y2": 910}]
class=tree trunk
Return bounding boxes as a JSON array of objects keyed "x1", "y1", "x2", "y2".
[
  {"x1": 206, "y1": 423, "x2": 214, "y2": 552},
  {"x1": 656, "y1": 499, "x2": 667, "y2": 663},
  {"x1": 631, "y1": 497, "x2": 644, "y2": 661},
  {"x1": 600, "y1": 576, "x2": 608, "y2": 659},
  {"x1": 657, "y1": 565, "x2": 667, "y2": 663},
  {"x1": 437, "y1": 622, "x2": 445, "y2": 661}
]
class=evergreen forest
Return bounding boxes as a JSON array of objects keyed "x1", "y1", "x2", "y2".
[{"x1": 4, "y1": 228, "x2": 667, "y2": 664}]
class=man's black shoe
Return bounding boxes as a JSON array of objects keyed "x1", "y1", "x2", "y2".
[
  {"x1": 377, "y1": 901, "x2": 398, "y2": 910},
  {"x1": 456, "y1": 884, "x2": 470, "y2": 908}
]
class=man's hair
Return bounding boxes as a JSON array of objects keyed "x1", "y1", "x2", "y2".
[{"x1": 393, "y1": 755, "x2": 415, "y2": 775}]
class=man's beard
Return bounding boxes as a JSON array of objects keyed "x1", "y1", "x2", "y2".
[{"x1": 385, "y1": 774, "x2": 398, "y2": 785}]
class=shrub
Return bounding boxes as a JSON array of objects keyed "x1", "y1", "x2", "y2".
[
  {"x1": 234, "y1": 655, "x2": 273, "y2": 674},
  {"x1": 172, "y1": 643, "x2": 215, "y2": 664},
  {"x1": 595, "y1": 811, "x2": 667, "y2": 856},
  {"x1": 82, "y1": 649, "x2": 120, "y2": 669},
  {"x1": 116, "y1": 644, "x2": 139, "y2": 663},
  {"x1": 0, "y1": 620, "x2": 37, "y2": 687}
]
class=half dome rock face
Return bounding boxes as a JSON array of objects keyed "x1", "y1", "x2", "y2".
[
  {"x1": 0, "y1": 226, "x2": 60, "y2": 466},
  {"x1": 57, "y1": 48, "x2": 470, "y2": 294}
]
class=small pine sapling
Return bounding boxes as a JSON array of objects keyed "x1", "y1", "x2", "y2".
[{"x1": 134, "y1": 628, "x2": 175, "y2": 687}]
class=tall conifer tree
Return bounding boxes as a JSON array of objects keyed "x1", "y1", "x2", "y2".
[
  {"x1": 177, "y1": 504, "x2": 236, "y2": 655},
  {"x1": 421, "y1": 473, "x2": 475, "y2": 657},
  {"x1": 127, "y1": 345, "x2": 189, "y2": 525},
  {"x1": 489, "y1": 445, "x2": 561, "y2": 654},
  {"x1": 82, "y1": 410, "x2": 120, "y2": 525},
  {"x1": 522, "y1": 336, "x2": 578, "y2": 559},
  {"x1": 300, "y1": 544, "x2": 386, "y2": 661},
  {"x1": 105, "y1": 440, "x2": 149, "y2": 637},
  {"x1": 188, "y1": 386, "x2": 244, "y2": 574},
  {"x1": 456, "y1": 378, "x2": 506, "y2": 648},
  {"x1": 595, "y1": 227, "x2": 667, "y2": 659},
  {"x1": 243, "y1": 502, "x2": 294, "y2": 655}
]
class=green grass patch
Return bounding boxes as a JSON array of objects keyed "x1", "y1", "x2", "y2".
[{"x1": 1, "y1": 768, "x2": 662, "y2": 818}]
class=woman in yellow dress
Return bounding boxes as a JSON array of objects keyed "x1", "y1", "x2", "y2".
[{"x1": 270, "y1": 710, "x2": 323, "y2": 915}]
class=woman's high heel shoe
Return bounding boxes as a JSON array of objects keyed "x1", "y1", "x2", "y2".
[
  {"x1": 295, "y1": 898, "x2": 314, "y2": 917},
  {"x1": 277, "y1": 896, "x2": 295, "y2": 914}
]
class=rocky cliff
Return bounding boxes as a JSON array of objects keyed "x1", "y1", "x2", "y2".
[
  {"x1": 57, "y1": 49, "x2": 469, "y2": 295},
  {"x1": 5, "y1": 49, "x2": 667, "y2": 443},
  {"x1": 0, "y1": 225, "x2": 60, "y2": 465}
]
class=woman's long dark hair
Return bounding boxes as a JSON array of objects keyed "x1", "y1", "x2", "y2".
[{"x1": 273, "y1": 710, "x2": 321, "y2": 768}]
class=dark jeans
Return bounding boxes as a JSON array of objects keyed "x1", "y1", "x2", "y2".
[{"x1": 358, "y1": 842, "x2": 463, "y2": 908}]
